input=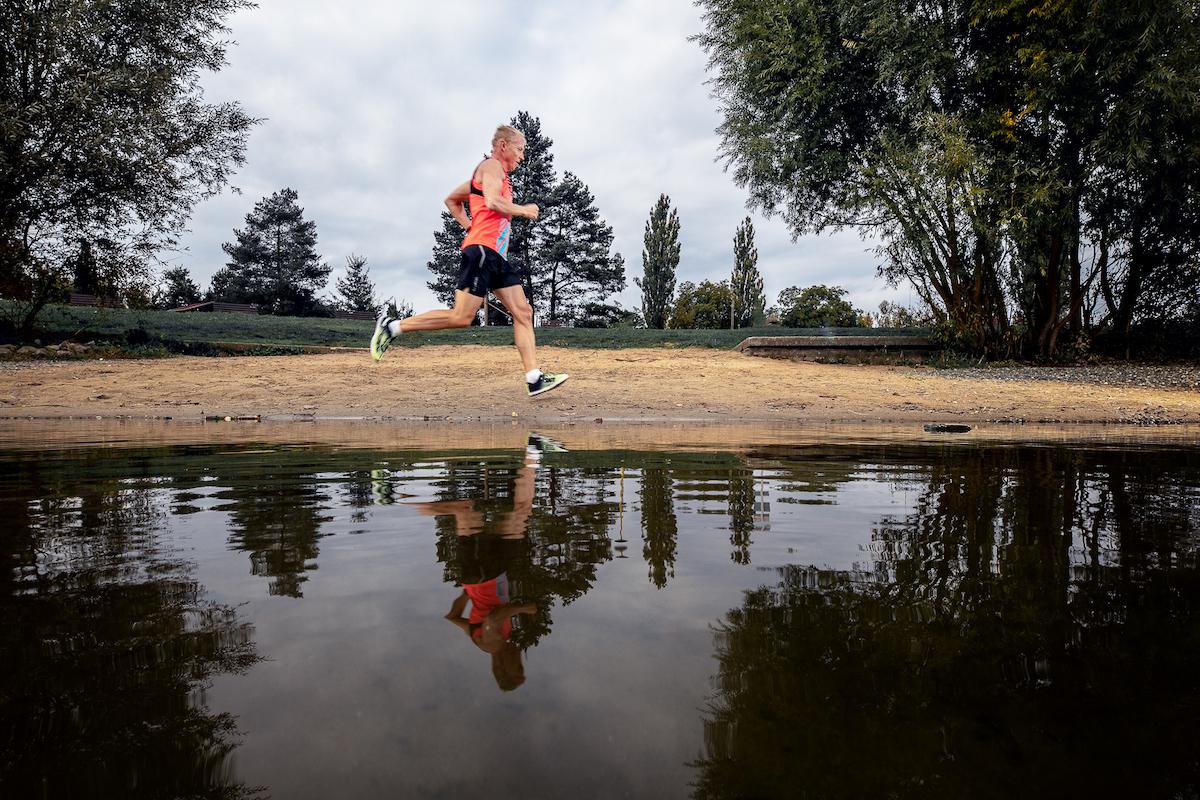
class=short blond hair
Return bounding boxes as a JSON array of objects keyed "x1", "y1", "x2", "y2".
[{"x1": 492, "y1": 125, "x2": 524, "y2": 147}]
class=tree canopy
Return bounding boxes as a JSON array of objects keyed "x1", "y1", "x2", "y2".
[
  {"x1": 776, "y1": 285, "x2": 863, "y2": 329},
  {"x1": 669, "y1": 280, "x2": 733, "y2": 330},
  {"x1": 0, "y1": 0, "x2": 257, "y2": 332},
  {"x1": 695, "y1": 0, "x2": 1200, "y2": 358}
]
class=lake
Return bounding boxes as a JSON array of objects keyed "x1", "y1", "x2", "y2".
[{"x1": 2, "y1": 422, "x2": 1198, "y2": 799}]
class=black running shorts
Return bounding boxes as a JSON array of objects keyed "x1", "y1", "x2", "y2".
[{"x1": 456, "y1": 244, "x2": 523, "y2": 298}]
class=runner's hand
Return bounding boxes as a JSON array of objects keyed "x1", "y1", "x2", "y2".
[{"x1": 524, "y1": 204, "x2": 539, "y2": 220}]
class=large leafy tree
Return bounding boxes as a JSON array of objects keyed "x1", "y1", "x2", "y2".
[
  {"x1": 776, "y1": 285, "x2": 863, "y2": 329},
  {"x1": 0, "y1": 0, "x2": 257, "y2": 334},
  {"x1": 534, "y1": 173, "x2": 625, "y2": 322},
  {"x1": 211, "y1": 189, "x2": 331, "y2": 316},
  {"x1": 637, "y1": 194, "x2": 680, "y2": 329},
  {"x1": 694, "y1": 0, "x2": 1200, "y2": 358},
  {"x1": 334, "y1": 254, "x2": 377, "y2": 314},
  {"x1": 669, "y1": 280, "x2": 732, "y2": 330},
  {"x1": 729, "y1": 217, "x2": 764, "y2": 328}
]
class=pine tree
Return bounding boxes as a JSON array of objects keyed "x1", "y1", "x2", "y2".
[
  {"x1": 426, "y1": 212, "x2": 465, "y2": 306},
  {"x1": 158, "y1": 266, "x2": 201, "y2": 308},
  {"x1": 508, "y1": 112, "x2": 557, "y2": 299},
  {"x1": 729, "y1": 217, "x2": 764, "y2": 328},
  {"x1": 334, "y1": 254, "x2": 377, "y2": 314},
  {"x1": 211, "y1": 188, "x2": 331, "y2": 316},
  {"x1": 636, "y1": 194, "x2": 681, "y2": 329},
  {"x1": 534, "y1": 172, "x2": 625, "y2": 322}
]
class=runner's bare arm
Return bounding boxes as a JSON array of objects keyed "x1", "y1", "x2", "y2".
[
  {"x1": 479, "y1": 160, "x2": 539, "y2": 220},
  {"x1": 444, "y1": 181, "x2": 472, "y2": 230},
  {"x1": 445, "y1": 590, "x2": 472, "y2": 633}
]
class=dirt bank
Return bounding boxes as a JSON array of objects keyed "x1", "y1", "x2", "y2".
[{"x1": 2, "y1": 345, "x2": 1198, "y2": 425}]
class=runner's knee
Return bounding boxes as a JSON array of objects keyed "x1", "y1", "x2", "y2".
[
  {"x1": 509, "y1": 303, "x2": 532, "y2": 326},
  {"x1": 449, "y1": 308, "x2": 476, "y2": 327}
]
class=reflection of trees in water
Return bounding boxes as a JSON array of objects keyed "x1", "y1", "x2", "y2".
[
  {"x1": 431, "y1": 459, "x2": 617, "y2": 647},
  {"x1": 640, "y1": 468, "x2": 678, "y2": 588},
  {"x1": 694, "y1": 447, "x2": 1200, "y2": 800},
  {"x1": 0, "y1": 455, "x2": 262, "y2": 799},
  {"x1": 726, "y1": 469, "x2": 758, "y2": 565},
  {"x1": 210, "y1": 464, "x2": 334, "y2": 598}
]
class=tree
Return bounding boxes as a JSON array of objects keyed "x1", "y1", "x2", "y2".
[
  {"x1": 694, "y1": 0, "x2": 1200, "y2": 359},
  {"x1": 533, "y1": 173, "x2": 625, "y2": 322},
  {"x1": 158, "y1": 266, "x2": 202, "y2": 309},
  {"x1": 873, "y1": 300, "x2": 933, "y2": 329},
  {"x1": 426, "y1": 212, "x2": 465, "y2": 307},
  {"x1": 776, "y1": 285, "x2": 863, "y2": 328},
  {"x1": 637, "y1": 194, "x2": 680, "y2": 329},
  {"x1": 71, "y1": 241, "x2": 99, "y2": 296},
  {"x1": 669, "y1": 280, "x2": 733, "y2": 330},
  {"x1": 334, "y1": 254, "x2": 377, "y2": 314},
  {"x1": 574, "y1": 301, "x2": 642, "y2": 329},
  {"x1": 729, "y1": 217, "x2": 764, "y2": 328},
  {"x1": 0, "y1": 0, "x2": 256, "y2": 334},
  {"x1": 211, "y1": 189, "x2": 332, "y2": 316},
  {"x1": 508, "y1": 111, "x2": 557, "y2": 314}
]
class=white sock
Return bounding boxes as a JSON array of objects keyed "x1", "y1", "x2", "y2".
[
  {"x1": 525, "y1": 369, "x2": 542, "y2": 384},
  {"x1": 386, "y1": 320, "x2": 403, "y2": 337}
]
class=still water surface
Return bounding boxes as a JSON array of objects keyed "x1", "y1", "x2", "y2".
[{"x1": 2, "y1": 432, "x2": 1199, "y2": 799}]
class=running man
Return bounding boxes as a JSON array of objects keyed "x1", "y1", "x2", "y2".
[{"x1": 370, "y1": 125, "x2": 569, "y2": 398}]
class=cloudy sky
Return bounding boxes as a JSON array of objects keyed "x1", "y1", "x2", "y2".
[{"x1": 178, "y1": 0, "x2": 915, "y2": 315}]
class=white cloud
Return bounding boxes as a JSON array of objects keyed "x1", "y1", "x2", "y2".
[{"x1": 177, "y1": 0, "x2": 908, "y2": 317}]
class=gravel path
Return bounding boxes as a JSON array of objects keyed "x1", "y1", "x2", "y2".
[{"x1": 927, "y1": 364, "x2": 1200, "y2": 391}]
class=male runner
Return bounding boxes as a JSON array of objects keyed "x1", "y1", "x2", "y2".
[{"x1": 370, "y1": 125, "x2": 569, "y2": 398}]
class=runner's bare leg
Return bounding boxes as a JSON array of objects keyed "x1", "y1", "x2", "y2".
[
  {"x1": 399, "y1": 290, "x2": 483, "y2": 332},
  {"x1": 493, "y1": 284, "x2": 537, "y2": 374}
]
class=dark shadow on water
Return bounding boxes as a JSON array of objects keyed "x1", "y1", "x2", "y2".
[
  {"x1": 692, "y1": 446, "x2": 1200, "y2": 800},
  {"x1": 0, "y1": 453, "x2": 264, "y2": 799}
]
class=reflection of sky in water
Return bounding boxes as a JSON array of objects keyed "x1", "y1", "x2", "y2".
[{"x1": 3, "y1": 441, "x2": 1199, "y2": 799}]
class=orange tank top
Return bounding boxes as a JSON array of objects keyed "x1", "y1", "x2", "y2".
[{"x1": 461, "y1": 160, "x2": 512, "y2": 259}]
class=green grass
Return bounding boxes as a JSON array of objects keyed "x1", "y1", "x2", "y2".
[
  {"x1": 18, "y1": 303, "x2": 372, "y2": 347},
  {"x1": 8, "y1": 302, "x2": 931, "y2": 352}
]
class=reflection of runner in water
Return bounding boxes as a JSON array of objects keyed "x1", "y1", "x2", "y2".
[
  {"x1": 444, "y1": 537, "x2": 536, "y2": 691},
  {"x1": 407, "y1": 436, "x2": 563, "y2": 690}
]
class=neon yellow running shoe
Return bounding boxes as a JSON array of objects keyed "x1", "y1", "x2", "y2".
[{"x1": 370, "y1": 308, "x2": 397, "y2": 361}]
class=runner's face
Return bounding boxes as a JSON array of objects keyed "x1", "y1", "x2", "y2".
[{"x1": 498, "y1": 137, "x2": 525, "y2": 171}]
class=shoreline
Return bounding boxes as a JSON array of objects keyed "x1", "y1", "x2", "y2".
[{"x1": 3, "y1": 417, "x2": 1199, "y2": 455}]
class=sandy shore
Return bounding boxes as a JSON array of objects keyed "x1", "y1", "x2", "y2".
[{"x1": 1, "y1": 346, "x2": 1198, "y2": 427}]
